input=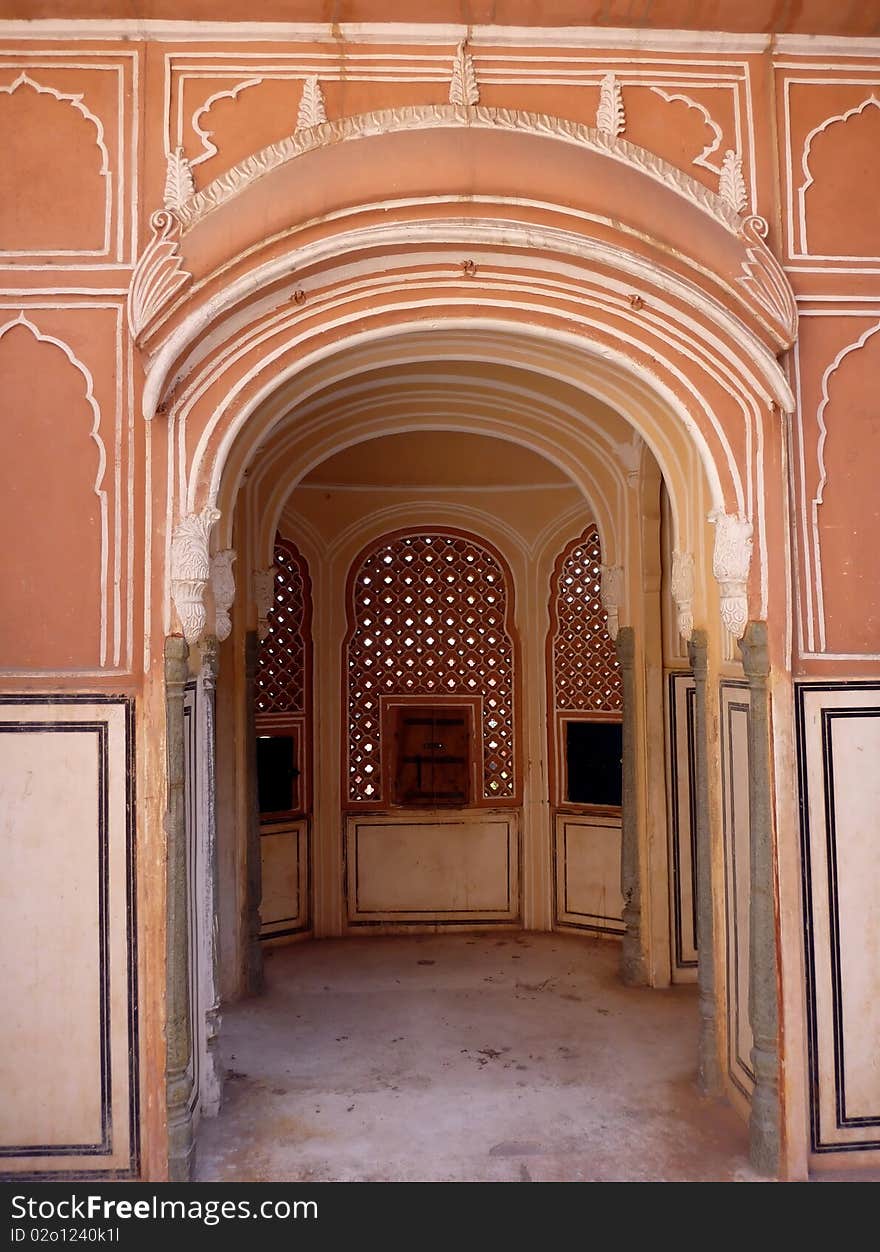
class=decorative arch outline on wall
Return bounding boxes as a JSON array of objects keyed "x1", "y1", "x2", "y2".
[
  {"x1": 0, "y1": 312, "x2": 109, "y2": 665},
  {"x1": 798, "y1": 95, "x2": 880, "y2": 258},
  {"x1": 343, "y1": 526, "x2": 520, "y2": 809},
  {"x1": 0, "y1": 71, "x2": 111, "y2": 257}
]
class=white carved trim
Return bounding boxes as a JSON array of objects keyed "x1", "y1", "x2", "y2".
[
  {"x1": 596, "y1": 72, "x2": 625, "y2": 139},
  {"x1": 709, "y1": 509, "x2": 752, "y2": 640},
  {"x1": 252, "y1": 567, "x2": 277, "y2": 641},
  {"x1": 0, "y1": 312, "x2": 109, "y2": 666},
  {"x1": 449, "y1": 41, "x2": 479, "y2": 108},
  {"x1": 737, "y1": 215, "x2": 798, "y2": 349},
  {"x1": 209, "y1": 548, "x2": 236, "y2": 642},
  {"x1": 128, "y1": 209, "x2": 193, "y2": 344},
  {"x1": 296, "y1": 75, "x2": 327, "y2": 131},
  {"x1": 599, "y1": 563, "x2": 625, "y2": 641},
  {"x1": 174, "y1": 104, "x2": 744, "y2": 235},
  {"x1": 719, "y1": 149, "x2": 748, "y2": 214},
  {"x1": 670, "y1": 550, "x2": 695, "y2": 643},
  {"x1": 798, "y1": 95, "x2": 880, "y2": 256},
  {"x1": 164, "y1": 147, "x2": 195, "y2": 211},
  {"x1": 170, "y1": 507, "x2": 220, "y2": 644},
  {"x1": 610, "y1": 432, "x2": 642, "y2": 486},
  {"x1": 189, "y1": 76, "x2": 263, "y2": 167},
  {"x1": 649, "y1": 88, "x2": 723, "y2": 174}
]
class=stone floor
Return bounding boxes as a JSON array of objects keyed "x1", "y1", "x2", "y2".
[{"x1": 194, "y1": 931, "x2": 759, "y2": 1183}]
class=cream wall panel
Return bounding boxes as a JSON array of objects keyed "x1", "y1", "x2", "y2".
[
  {"x1": 0, "y1": 696, "x2": 137, "y2": 1178},
  {"x1": 798, "y1": 683, "x2": 880, "y2": 1155},
  {"x1": 554, "y1": 814, "x2": 624, "y2": 935},
  {"x1": 345, "y1": 814, "x2": 519, "y2": 924},
  {"x1": 260, "y1": 819, "x2": 309, "y2": 938},
  {"x1": 721, "y1": 681, "x2": 754, "y2": 1099}
]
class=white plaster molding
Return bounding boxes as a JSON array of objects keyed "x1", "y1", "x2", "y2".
[
  {"x1": 650, "y1": 88, "x2": 723, "y2": 174},
  {"x1": 128, "y1": 209, "x2": 193, "y2": 345},
  {"x1": 173, "y1": 104, "x2": 744, "y2": 235},
  {"x1": 671, "y1": 550, "x2": 695, "y2": 642},
  {"x1": 600, "y1": 563, "x2": 625, "y2": 641},
  {"x1": 709, "y1": 509, "x2": 752, "y2": 639},
  {"x1": 719, "y1": 149, "x2": 748, "y2": 215},
  {"x1": 170, "y1": 507, "x2": 220, "y2": 644},
  {"x1": 209, "y1": 548, "x2": 236, "y2": 642},
  {"x1": 164, "y1": 147, "x2": 195, "y2": 211},
  {"x1": 296, "y1": 75, "x2": 327, "y2": 131},
  {"x1": 190, "y1": 76, "x2": 262, "y2": 167},
  {"x1": 611, "y1": 432, "x2": 642, "y2": 486},
  {"x1": 596, "y1": 73, "x2": 625, "y2": 139},
  {"x1": 737, "y1": 215, "x2": 798, "y2": 351},
  {"x1": 449, "y1": 41, "x2": 479, "y2": 107},
  {"x1": 799, "y1": 96, "x2": 880, "y2": 256},
  {"x1": 0, "y1": 311, "x2": 109, "y2": 666},
  {"x1": 252, "y1": 567, "x2": 277, "y2": 641}
]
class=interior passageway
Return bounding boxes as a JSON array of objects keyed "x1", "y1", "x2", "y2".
[{"x1": 195, "y1": 934, "x2": 755, "y2": 1182}]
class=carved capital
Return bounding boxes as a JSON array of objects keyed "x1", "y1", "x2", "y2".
[
  {"x1": 252, "y1": 567, "x2": 277, "y2": 641},
  {"x1": 709, "y1": 510, "x2": 752, "y2": 639},
  {"x1": 210, "y1": 548, "x2": 236, "y2": 642},
  {"x1": 600, "y1": 563, "x2": 625, "y2": 641},
  {"x1": 670, "y1": 549, "x2": 695, "y2": 642},
  {"x1": 170, "y1": 508, "x2": 221, "y2": 644}
]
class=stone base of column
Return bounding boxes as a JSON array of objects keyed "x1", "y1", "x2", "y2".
[
  {"x1": 749, "y1": 1044, "x2": 782, "y2": 1176},
  {"x1": 620, "y1": 900, "x2": 648, "y2": 986},
  {"x1": 697, "y1": 1009, "x2": 723, "y2": 1098},
  {"x1": 166, "y1": 1075, "x2": 194, "y2": 1182}
]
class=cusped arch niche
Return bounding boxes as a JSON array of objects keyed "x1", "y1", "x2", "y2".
[
  {"x1": 0, "y1": 315, "x2": 106, "y2": 669},
  {"x1": 0, "y1": 73, "x2": 109, "y2": 256},
  {"x1": 799, "y1": 96, "x2": 880, "y2": 258}
]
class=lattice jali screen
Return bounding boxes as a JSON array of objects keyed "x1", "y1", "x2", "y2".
[
  {"x1": 346, "y1": 532, "x2": 516, "y2": 804},
  {"x1": 551, "y1": 526, "x2": 622, "y2": 712},
  {"x1": 256, "y1": 536, "x2": 309, "y2": 715}
]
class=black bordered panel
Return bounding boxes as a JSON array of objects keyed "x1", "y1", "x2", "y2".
[
  {"x1": 796, "y1": 682, "x2": 880, "y2": 1154},
  {"x1": 0, "y1": 694, "x2": 139, "y2": 1180},
  {"x1": 667, "y1": 671, "x2": 698, "y2": 970}
]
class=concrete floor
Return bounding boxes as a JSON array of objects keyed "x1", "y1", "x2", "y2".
[{"x1": 194, "y1": 931, "x2": 758, "y2": 1182}]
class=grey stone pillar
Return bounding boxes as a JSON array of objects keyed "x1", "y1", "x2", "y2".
[
  {"x1": 738, "y1": 621, "x2": 781, "y2": 1176},
  {"x1": 164, "y1": 634, "x2": 194, "y2": 1181},
  {"x1": 687, "y1": 630, "x2": 723, "y2": 1097},
  {"x1": 244, "y1": 630, "x2": 264, "y2": 996},
  {"x1": 199, "y1": 636, "x2": 223, "y2": 1114},
  {"x1": 615, "y1": 627, "x2": 647, "y2": 986}
]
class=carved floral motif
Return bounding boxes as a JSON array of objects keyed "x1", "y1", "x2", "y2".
[
  {"x1": 296, "y1": 76, "x2": 327, "y2": 131},
  {"x1": 171, "y1": 508, "x2": 221, "y2": 644},
  {"x1": 164, "y1": 148, "x2": 195, "y2": 211},
  {"x1": 252, "y1": 567, "x2": 277, "y2": 641},
  {"x1": 670, "y1": 550, "x2": 695, "y2": 642},
  {"x1": 709, "y1": 510, "x2": 752, "y2": 639},
  {"x1": 596, "y1": 73, "x2": 625, "y2": 139},
  {"x1": 210, "y1": 549, "x2": 236, "y2": 642},
  {"x1": 127, "y1": 209, "x2": 193, "y2": 344},
  {"x1": 449, "y1": 42, "x2": 479, "y2": 107},
  {"x1": 719, "y1": 149, "x2": 748, "y2": 214},
  {"x1": 599, "y1": 563, "x2": 625, "y2": 641},
  {"x1": 737, "y1": 215, "x2": 798, "y2": 350}
]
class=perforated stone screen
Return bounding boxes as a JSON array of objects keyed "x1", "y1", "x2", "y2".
[
  {"x1": 346, "y1": 532, "x2": 516, "y2": 805},
  {"x1": 255, "y1": 535, "x2": 309, "y2": 715},
  {"x1": 551, "y1": 525, "x2": 622, "y2": 712}
]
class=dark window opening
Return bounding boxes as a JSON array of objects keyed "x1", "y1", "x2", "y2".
[
  {"x1": 257, "y1": 732, "x2": 301, "y2": 815},
  {"x1": 565, "y1": 719, "x2": 622, "y2": 808}
]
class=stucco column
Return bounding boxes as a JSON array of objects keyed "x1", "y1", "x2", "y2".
[
  {"x1": 164, "y1": 634, "x2": 194, "y2": 1181},
  {"x1": 738, "y1": 621, "x2": 781, "y2": 1176},
  {"x1": 615, "y1": 626, "x2": 647, "y2": 986},
  {"x1": 244, "y1": 630, "x2": 264, "y2": 996},
  {"x1": 687, "y1": 629, "x2": 723, "y2": 1096},
  {"x1": 199, "y1": 636, "x2": 223, "y2": 1114}
]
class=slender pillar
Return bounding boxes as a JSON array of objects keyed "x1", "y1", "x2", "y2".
[
  {"x1": 199, "y1": 636, "x2": 223, "y2": 1114},
  {"x1": 244, "y1": 630, "x2": 264, "y2": 996},
  {"x1": 738, "y1": 621, "x2": 781, "y2": 1176},
  {"x1": 164, "y1": 634, "x2": 194, "y2": 1181},
  {"x1": 615, "y1": 627, "x2": 647, "y2": 986},
  {"x1": 687, "y1": 630, "x2": 723, "y2": 1096}
]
